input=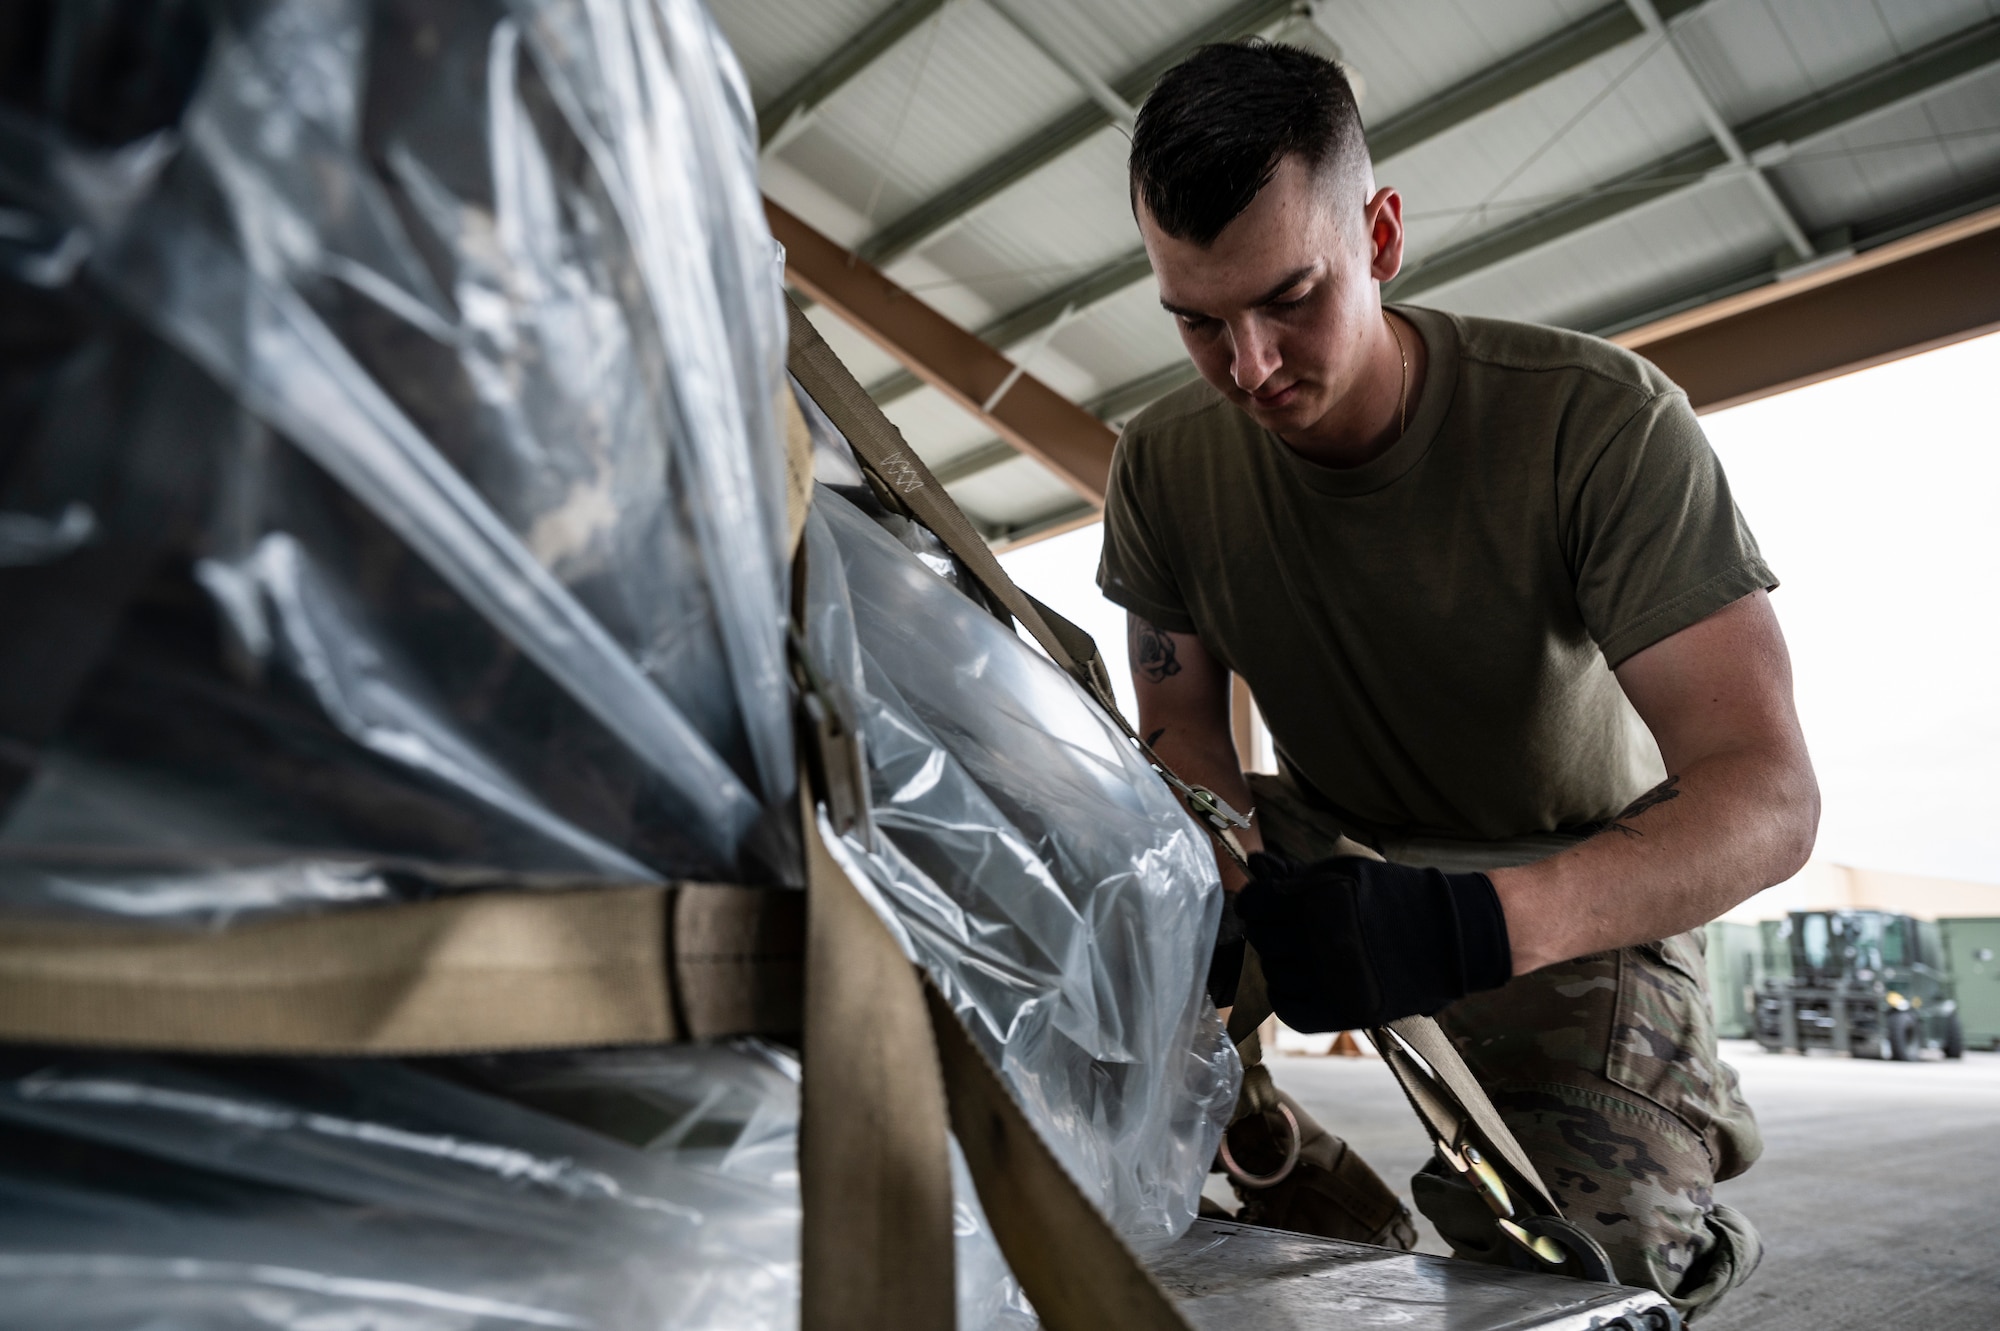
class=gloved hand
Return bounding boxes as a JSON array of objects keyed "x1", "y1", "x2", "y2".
[{"x1": 1234, "y1": 852, "x2": 1512, "y2": 1032}]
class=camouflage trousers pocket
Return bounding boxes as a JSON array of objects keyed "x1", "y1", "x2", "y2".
[
  {"x1": 1607, "y1": 932, "x2": 1759, "y2": 1179},
  {"x1": 1463, "y1": 1080, "x2": 1758, "y2": 1318}
]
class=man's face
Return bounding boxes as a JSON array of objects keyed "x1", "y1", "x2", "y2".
[{"x1": 1138, "y1": 155, "x2": 1401, "y2": 440}]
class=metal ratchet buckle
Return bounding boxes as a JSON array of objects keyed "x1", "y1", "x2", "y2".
[
  {"x1": 1156, "y1": 774, "x2": 1252, "y2": 865},
  {"x1": 1437, "y1": 1138, "x2": 1566, "y2": 1267},
  {"x1": 1218, "y1": 1100, "x2": 1300, "y2": 1189}
]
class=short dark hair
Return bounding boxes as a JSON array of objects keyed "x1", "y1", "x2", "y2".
[{"x1": 1129, "y1": 41, "x2": 1367, "y2": 245}]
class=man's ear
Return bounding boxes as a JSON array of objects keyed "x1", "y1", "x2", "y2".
[{"x1": 1365, "y1": 186, "x2": 1405, "y2": 283}]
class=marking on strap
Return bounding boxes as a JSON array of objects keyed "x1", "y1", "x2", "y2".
[{"x1": 879, "y1": 453, "x2": 926, "y2": 493}]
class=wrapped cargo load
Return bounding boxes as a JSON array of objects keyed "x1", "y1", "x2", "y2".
[
  {"x1": 0, "y1": 0, "x2": 797, "y2": 900},
  {"x1": 802, "y1": 486, "x2": 1236, "y2": 1244},
  {"x1": 0, "y1": 0, "x2": 1236, "y2": 1324}
]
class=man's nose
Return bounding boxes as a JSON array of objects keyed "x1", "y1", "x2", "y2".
[{"x1": 1229, "y1": 322, "x2": 1278, "y2": 392}]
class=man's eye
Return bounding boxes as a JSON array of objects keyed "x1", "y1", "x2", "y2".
[
  {"x1": 1176, "y1": 315, "x2": 1216, "y2": 332},
  {"x1": 1270, "y1": 293, "x2": 1309, "y2": 311}
]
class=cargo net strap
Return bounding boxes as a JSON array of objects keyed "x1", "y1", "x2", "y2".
[
  {"x1": 0, "y1": 877, "x2": 801, "y2": 1055},
  {"x1": 784, "y1": 294, "x2": 1586, "y2": 1277}
]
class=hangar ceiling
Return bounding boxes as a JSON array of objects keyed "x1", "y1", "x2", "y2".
[{"x1": 718, "y1": 0, "x2": 2000, "y2": 543}]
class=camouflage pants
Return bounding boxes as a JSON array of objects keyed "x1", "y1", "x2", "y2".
[{"x1": 1235, "y1": 773, "x2": 1765, "y2": 1321}]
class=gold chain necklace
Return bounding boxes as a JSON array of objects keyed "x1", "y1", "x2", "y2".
[{"x1": 1385, "y1": 312, "x2": 1409, "y2": 437}]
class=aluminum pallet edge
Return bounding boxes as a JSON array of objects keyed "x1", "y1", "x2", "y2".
[{"x1": 1154, "y1": 1220, "x2": 1681, "y2": 1330}]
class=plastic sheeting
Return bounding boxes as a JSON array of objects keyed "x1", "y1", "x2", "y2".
[
  {"x1": 0, "y1": 1045, "x2": 805, "y2": 1330},
  {"x1": 804, "y1": 485, "x2": 1239, "y2": 1246},
  {"x1": 0, "y1": 0, "x2": 795, "y2": 902},
  {"x1": 0, "y1": 0, "x2": 1238, "y2": 1322},
  {"x1": 0, "y1": 480, "x2": 1235, "y2": 1326}
]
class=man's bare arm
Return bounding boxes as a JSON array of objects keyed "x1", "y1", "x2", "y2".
[
  {"x1": 1128, "y1": 614, "x2": 1263, "y2": 888},
  {"x1": 1488, "y1": 590, "x2": 1820, "y2": 973}
]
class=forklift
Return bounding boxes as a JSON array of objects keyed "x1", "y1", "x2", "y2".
[{"x1": 1754, "y1": 910, "x2": 1965, "y2": 1060}]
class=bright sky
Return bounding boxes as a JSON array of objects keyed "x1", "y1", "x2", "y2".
[{"x1": 1001, "y1": 331, "x2": 2000, "y2": 886}]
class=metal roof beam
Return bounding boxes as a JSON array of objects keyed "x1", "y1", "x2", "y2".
[
  {"x1": 1387, "y1": 17, "x2": 2000, "y2": 300},
  {"x1": 757, "y1": 0, "x2": 948, "y2": 149},
  {"x1": 1614, "y1": 202, "x2": 2000, "y2": 411},
  {"x1": 1737, "y1": 18, "x2": 2000, "y2": 150},
  {"x1": 991, "y1": 498, "x2": 1102, "y2": 550},
  {"x1": 1086, "y1": 361, "x2": 1201, "y2": 423},
  {"x1": 1623, "y1": 0, "x2": 1812, "y2": 259},
  {"x1": 857, "y1": 0, "x2": 1296, "y2": 265},
  {"x1": 864, "y1": 0, "x2": 1722, "y2": 409},
  {"x1": 981, "y1": 0, "x2": 1137, "y2": 130},
  {"x1": 867, "y1": 249, "x2": 1154, "y2": 405},
  {"x1": 767, "y1": 197, "x2": 1119, "y2": 502},
  {"x1": 1367, "y1": 0, "x2": 1702, "y2": 160},
  {"x1": 927, "y1": 362, "x2": 1203, "y2": 493}
]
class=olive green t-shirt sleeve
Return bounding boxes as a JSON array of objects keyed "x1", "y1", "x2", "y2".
[
  {"x1": 1565, "y1": 387, "x2": 1777, "y2": 667},
  {"x1": 1097, "y1": 434, "x2": 1200, "y2": 635}
]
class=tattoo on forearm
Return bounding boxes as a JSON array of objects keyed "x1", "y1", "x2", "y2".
[
  {"x1": 1132, "y1": 618, "x2": 1183, "y2": 683},
  {"x1": 1581, "y1": 775, "x2": 1683, "y2": 838}
]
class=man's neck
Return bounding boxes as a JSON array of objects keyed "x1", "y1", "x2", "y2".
[{"x1": 1280, "y1": 309, "x2": 1429, "y2": 469}]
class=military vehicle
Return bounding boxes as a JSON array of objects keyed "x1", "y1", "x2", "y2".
[
  {"x1": 1706, "y1": 920, "x2": 1764, "y2": 1039},
  {"x1": 1939, "y1": 917, "x2": 2000, "y2": 1051},
  {"x1": 1754, "y1": 910, "x2": 1965, "y2": 1059}
]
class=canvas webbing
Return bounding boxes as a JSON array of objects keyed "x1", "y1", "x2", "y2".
[
  {"x1": 782, "y1": 294, "x2": 1570, "y2": 1235},
  {"x1": 783, "y1": 299, "x2": 1119, "y2": 714},
  {"x1": 0, "y1": 881, "x2": 801, "y2": 1054},
  {"x1": 1376, "y1": 1015, "x2": 1557, "y2": 1213},
  {"x1": 799, "y1": 794, "x2": 958, "y2": 1330}
]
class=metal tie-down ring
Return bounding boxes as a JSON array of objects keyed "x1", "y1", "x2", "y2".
[{"x1": 1218, "y1": 1100, "x2": 1301, "y2": 1189}]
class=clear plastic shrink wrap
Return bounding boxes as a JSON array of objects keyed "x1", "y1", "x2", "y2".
[
  {"x1": 803, "y1": 488, "x2": 1238, "y2": 1246},
  {"x1": 0, "y1": 1044, "x2": 808, "y2": 1331},
  {"x1": 0, "y1": 0, "x2": 795, "y2": 904},
  {"x1": 0, "y1": 0, "x2": 1237, "y2": 1324}
]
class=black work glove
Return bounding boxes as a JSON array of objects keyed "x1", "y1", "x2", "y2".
[{"x1": 1234, "y1": 852, "x2": 1512, "y2": 1032}]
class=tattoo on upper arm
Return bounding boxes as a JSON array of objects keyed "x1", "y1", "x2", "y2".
[
  {"x1": 1582, "y1": 775, "x2": 1683, "y2": 838},
  {"x1": 1132, "y1": 618, "x2": 1183, "y2": 683}
]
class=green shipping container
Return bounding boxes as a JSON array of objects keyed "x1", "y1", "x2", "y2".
[
  {"x1": 1706, "y1": 921, "x2": 1763, "y2": 1039},
  {"x1": 1939, "y1": 917, "x2": 2000, "y2": 1051}
]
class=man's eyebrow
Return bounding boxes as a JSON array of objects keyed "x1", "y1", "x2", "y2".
[
  {"x1": 1252, "y1": 265, "x2": 1318, "y2": 306},
  {"x1": 1159, "y1": 265, "x2": 1319, "y2": 319}
]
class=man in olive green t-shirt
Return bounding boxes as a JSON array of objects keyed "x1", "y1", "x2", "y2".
[{"x1": 1100, "y1": 44, "x2": 1820, "y2": 1317}]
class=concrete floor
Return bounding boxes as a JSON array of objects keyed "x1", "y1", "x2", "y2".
[{"x1": 1221, "y1": 1039, "x2": 2000, "y2": 1329}]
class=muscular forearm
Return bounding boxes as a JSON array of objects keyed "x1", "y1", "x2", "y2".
[{"x1": 1489, "y1": 744, "x2": 1819, "y2": 974}]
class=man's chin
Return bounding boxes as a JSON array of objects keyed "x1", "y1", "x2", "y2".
[{"x1": 1241, "y1": 391, "x2": 1318, "y2": 433}]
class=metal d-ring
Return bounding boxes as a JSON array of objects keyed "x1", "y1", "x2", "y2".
[{"x1": 1219, "y1": 1101, "x2": 1301, "y2": 1189}]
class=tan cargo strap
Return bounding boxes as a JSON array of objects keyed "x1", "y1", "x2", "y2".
[
  {"x1": 799, "y1": 788, "x2": 957, "y2": 1329},
  {"x1": 785, "y1": 300, "x2": 1092, "y2": 689},
  {"x1": 783, "y1": 295, "x2": 1579, "y2": 1273},
  {"x1": 0, "y1": 877, "x2": 801, "y2": 1054},
  {"x1": 1227, "y1": 960, "x2": 1571, "y2": 1267}
]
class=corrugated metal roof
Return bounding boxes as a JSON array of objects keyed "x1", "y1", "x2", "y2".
[
  {"x1": 1335, "y1": 0, "x2": 1609, "y2": 121},
  {"x1": 741, "y1": 0, "x2": 2000, "y2": 537},
  {"x1": 1775, "y1": 67, "x2": 2000, "y2": 225}
]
